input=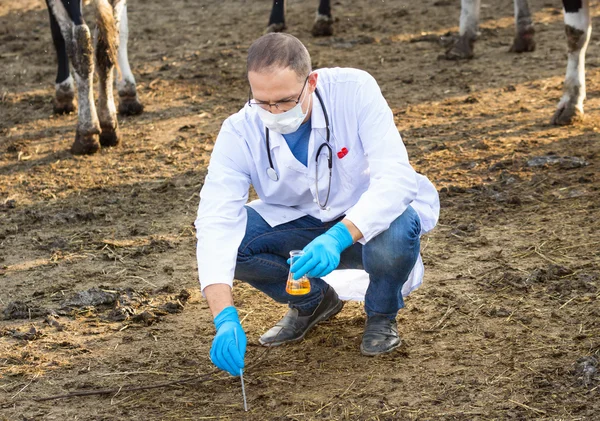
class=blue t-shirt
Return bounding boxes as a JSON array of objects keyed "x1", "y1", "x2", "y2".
[{"x1": 282, "y1": 120, "x2": 311, "y2": 167}]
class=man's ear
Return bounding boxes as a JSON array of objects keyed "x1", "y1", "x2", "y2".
[{"x1": 308, "y1": 72, "x2": 319, "y2": 92}]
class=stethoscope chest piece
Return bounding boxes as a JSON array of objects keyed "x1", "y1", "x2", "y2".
[{"x1": 266, "y1": 167, "x2": 279, "y2": 181}]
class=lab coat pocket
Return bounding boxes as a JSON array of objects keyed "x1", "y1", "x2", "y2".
[{"x1": 336, "y1": 147, "x2": 365, "y2": 190}]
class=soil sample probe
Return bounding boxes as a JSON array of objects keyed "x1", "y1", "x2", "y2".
[
  {"x1": 234, "y1": 330, "x2": 248, "y2": 411},
  {"x1": 240, "y1": 368, "x2": 248, "y2": 411}
]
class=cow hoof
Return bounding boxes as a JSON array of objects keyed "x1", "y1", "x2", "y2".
[
  {"x1": 509, "y1": 30, "x2": 535, "y2": 53},
  {"x1": 100, "y1": 127, "x2": 120, "y2": 147},
  {"x1": 265, "y1": 23, "x2": 286, "y2": 33},
  {"x1": 118, "y1": 97, "x2": 144, "y2": 116},
  {"x1": 551, "y1": 105, "x2": 583, "y2": 126},
  {"x1": 54, "y1": 77, "x2": 76, "y2": 115},
  {"x1": 311, "y1": 17, "x2": 333, "y2": 37},
  {"x1": 71, "y1": 133, "x2": 101, "y2": 155},
  {"x1": 53, "y1": 99, "x2": 76, "y2": 115},
  {"x1": 444, "y1": 35, "x2": 475, "y2": 60}
]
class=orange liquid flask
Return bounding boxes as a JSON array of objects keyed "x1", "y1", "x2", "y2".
[{"x1": 286, "y1": 250, "x2": 311, "y2": 295}]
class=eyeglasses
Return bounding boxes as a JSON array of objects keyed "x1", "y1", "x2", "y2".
[{"x1": 248, "y1": 76, "x2": 309, "y2": 112}]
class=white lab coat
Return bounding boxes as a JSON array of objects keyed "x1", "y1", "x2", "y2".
[{"x1": 195, "y1": 68, "x2": 440, "y2": 300}]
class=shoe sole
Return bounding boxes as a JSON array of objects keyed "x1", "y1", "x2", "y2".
[
  {"x1": 259, "y1": 299, "x2": 344, "y2": 347},
  {"x1": 359, "y1": 339, "x2": 402, "y2": 357}
]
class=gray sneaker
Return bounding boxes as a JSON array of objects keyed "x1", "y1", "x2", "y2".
[
  {"x1": 259, "y1": 286, "x2": 344, "y2": 347},
  {"x1": 360, "y1": 315, "x2": 401, "y2": 356}
]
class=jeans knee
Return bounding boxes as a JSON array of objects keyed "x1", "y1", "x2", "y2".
[
  {"x1": 399, "y1": 206, "x2": 421, "y2": 241},
  {"x1": 364, "y1": 243, "x2": 419, "y2": 277},
  {"x1": 237, "y1": 243, "x2": 252, "y2": 264},
  {"x1": 234, "y1": 245, "x2": 256, "y2": 281},
  {"x1": 395, "y1": 223, "x2": 421, "y2": 253},
  {"x1": 363, "y1": 207, "x2": 421, "y2": 275},
  {"x1": 235, "y1": 244, "x2": 289, "y2": 284},
  {"x1": 236, "y1": 206, "x2": 263, "y2": 264}
]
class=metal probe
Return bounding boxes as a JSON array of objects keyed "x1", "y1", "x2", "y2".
[
  {"x1": 240, "y1": 368, "x2": 248, "y2": 412},
  {"x1": 234, "y1": 330, "x2": 248, "y2": 412}
]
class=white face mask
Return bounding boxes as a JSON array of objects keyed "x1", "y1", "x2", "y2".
[{"x1": 255, "y1": 87, "x2": 310, "y2": 135}]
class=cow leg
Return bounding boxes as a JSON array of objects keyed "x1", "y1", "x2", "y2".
[
  {"x1": 94, "y1": 0, "x2": 121, "y2": 148},
  {"x1": 47, "y1": 2, "x2": 75, "y2": 114},
  {"x1": 445, "y1": 0, "x2": 480, "y2": 60},
  {"x1": 266, "y1": 0, "x2": 286, "y2": 33},
  {"x1": 114, "y1": 2, "x2": 143, "y2": 116},
  {"x1": 509, "y1": 0, "x2": 535, "y2": 53},
  {"x1": 551, "y1": 0, "x2": 591, "y2": 125},
  {"x1": 48, "y1": 0, "x2": 101, "y2": 154},
  {"x1": 311, "y1": 0, "x2": 333, "y2": 37}
]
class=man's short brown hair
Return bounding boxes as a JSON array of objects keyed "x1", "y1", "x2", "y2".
[{"x1": 247, "y1": 33, "x2": 311, "y2": 80}]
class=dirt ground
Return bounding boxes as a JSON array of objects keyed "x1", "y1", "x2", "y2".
[{"x1": 1, "y1": 0, "x2": 599, "y2": 419}]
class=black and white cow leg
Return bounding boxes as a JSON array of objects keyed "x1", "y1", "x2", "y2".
[
  {"x1": 47, "y1": 5, "x2": 76, "y2": 114},
  {"x1": 266, "y1": 0, "x2": 287, "y2": 33},
  {"x1": 509, "y1": 0, "x2": 536, "y2": 53},
  {"x1": 71, "y1": 24, "x2": 102, "y2": 154},
  {"x1": 266, "y1": 0, "x2": 332, "y2": 36},
  {"x1": 95, "y1": 0, "x2": 121, "y2": 148},
  {"x1": 445, "y1": 0, "x2": 480, "y2": 60},
  {"x1": 114, "y1": 2, "x2": 143, "y2": 116},
  {"x1": 47, "y1": 0, "x2": 101, "y2": 154},
  {"x1": 311, "y1": 0, "x2": 333, "y2": 37},
  {"x1": 551, "y1": 0, "x2": 591, "y2": 125}
]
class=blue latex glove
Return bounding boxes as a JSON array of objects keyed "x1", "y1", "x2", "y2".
[
  {"x1": 210, "y1": 306, "x2": 246, "y2": 376},
  {"x1": 290, "y1": 222, "x2": 354, "y2": 280}
]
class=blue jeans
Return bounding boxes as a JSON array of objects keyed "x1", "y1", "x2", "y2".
[{"x1": 234, "y1": 206, "x2": 421, "y2": 319}]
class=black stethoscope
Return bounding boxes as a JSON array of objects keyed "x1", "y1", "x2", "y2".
[{"x1": 265, "y1": 88, "x2": 333, "y2": 210}]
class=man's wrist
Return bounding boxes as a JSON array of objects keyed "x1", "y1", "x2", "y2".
[
  {"x1": 204, "y1": 283, "x2": 235, "y2": 318},
  {"x1": 340, "y1": 218, "x2": 363, "y2": 243}
]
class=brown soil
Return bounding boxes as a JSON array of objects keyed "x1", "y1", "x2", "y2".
[{"x1": 1, "y1": 0, "x2": 599, "y2": 419}]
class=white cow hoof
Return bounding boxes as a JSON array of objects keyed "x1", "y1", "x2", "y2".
[
  {"x1": 53, "y1": 98, "x2": 76, "y2": 115},
  {"x1": 53, "y1": 77, "x2": 76, "y2": 115},
  {"x1": 71, "y1": 132, "x2": 101, "y2": 155},
  {"x1": 551, "y1": 104, "x2": 583, "y2": 126},
  {"x1": 118, "y1": 96, "x2": 144, "y2": 116},
  {"x1": 444, "y1": 35, "x2": 475, "y2": 60},
  {"x1": 311, "y1": 15, "x2": 333, "y2": 37},
  {"x1": 100, "y1": 125, "x2": 120, "y2": 147}
]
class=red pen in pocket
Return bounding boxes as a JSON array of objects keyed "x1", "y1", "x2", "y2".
[{"x1": 337, "y1": 147, "x2": 348, "y2": 159}]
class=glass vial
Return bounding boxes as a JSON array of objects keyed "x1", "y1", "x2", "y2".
[{"x1": 286, "y1": 250, "x2": 311, "y2": 295}]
